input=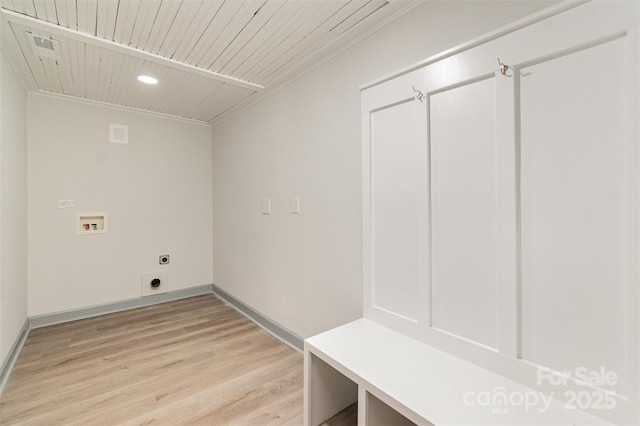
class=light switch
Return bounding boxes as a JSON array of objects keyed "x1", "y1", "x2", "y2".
[
  {"x1": 291, "y1": 197, "x2": 300, "y2": 214},
  {"x1": 261, "y1": 198, "x2": 271, "y2": 215}
]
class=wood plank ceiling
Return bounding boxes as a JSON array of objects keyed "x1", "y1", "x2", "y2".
[{"x1": 0, "y1": 0, "x2": 416, "y2": 123}]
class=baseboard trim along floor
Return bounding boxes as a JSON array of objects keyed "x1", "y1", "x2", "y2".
[
  {"x1": 0, "y1": 283, "x2": 303, "y2": 396},
  {"x1": 211, "y1": 284, "x2": 304, "y2": 352},
  {"x1": 29, "y1": 284, "x2": 215, "y2": 329},
  {"x1": 0, "y1": 319, "x2": 30, "y2": 395}
]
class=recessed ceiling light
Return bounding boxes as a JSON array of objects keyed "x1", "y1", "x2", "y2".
[{"x1": 137, "y1": 75, "x2": 158, "y2": 85}]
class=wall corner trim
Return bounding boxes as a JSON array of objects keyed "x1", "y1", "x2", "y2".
[{"x1": 0, "y1": 319, "x2": 31, "y2": 395}]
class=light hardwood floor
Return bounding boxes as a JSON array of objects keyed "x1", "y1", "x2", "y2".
[
  {"x1": 0, "y1": 294, "x2": 305, "y2": 425},
  {"x1": 320, "y1": 404, "x2": 357, "y2": 426}
]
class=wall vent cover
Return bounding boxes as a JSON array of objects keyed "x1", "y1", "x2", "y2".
[
  {"x1": 109, "y1": 124, "x2": 128, "y2": 144},
  {"x1": 26, "y1": 32, "x2": 61, "y2": 61}
]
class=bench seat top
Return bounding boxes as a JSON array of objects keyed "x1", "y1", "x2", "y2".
[{"x1": 305, "y1": 318, "x2": 610, "y2": 426}]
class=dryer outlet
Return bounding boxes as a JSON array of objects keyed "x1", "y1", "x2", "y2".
[{"x1": 142, "y1": 270, "x2": 168, "y2": 297}]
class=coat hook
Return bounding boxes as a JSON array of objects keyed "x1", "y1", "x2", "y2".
[
  {"x1": 497, "y1": 58, "x2": 512, "y2": 77},
  {"x1": 412, "y1": 85, "x2": 425, "y2": 102}
]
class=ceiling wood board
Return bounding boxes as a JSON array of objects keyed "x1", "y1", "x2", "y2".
[{"x1": 0, "y1": 0, "x2": 419, "y2": 123}]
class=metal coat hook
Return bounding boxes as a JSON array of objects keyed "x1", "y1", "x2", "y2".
[
  {"x1": 498, "y1": 58, "x2": 512, "y2": 77},
  {"x1": 412, "y1": 85, "x2": 425, "y2": 102}
]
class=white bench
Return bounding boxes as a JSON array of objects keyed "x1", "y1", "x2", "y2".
[{"x1": 304, "y1": 319, "x2": 609, "y2": 426}]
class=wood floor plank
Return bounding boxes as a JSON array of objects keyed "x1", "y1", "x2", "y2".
[
  {"x1": 0, "y1": 294, "x2": 304, "y2": 425},
  {"x1": 3, "y1": 315, "x2": 257, "y2": 403},
  {"x1": 2, "y1": 322, "x2": 274, "y2": 418},
  {"x1": 233, "y1": 389, "x2": 304, "y2": 426},
  {"x1": 320, "y1": 403, "x2": 358, "y2": 426},
  {"x1": 11, "y1": 306, "x2": 247, "y2": 378},
  {"x1": 121, "y1": 353, "x2": 302, "y2": 426}
]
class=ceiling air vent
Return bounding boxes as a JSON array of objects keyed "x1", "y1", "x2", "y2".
[
  {"x1": 26, "y1": 32, "x2": 61, "y2": 62},
  {"x1": 109, "y1": 124, "x2": 129, "y2": 144}
]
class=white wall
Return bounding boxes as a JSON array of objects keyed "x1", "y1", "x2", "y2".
[
  {"x1": 28, "y1": 95, "x2": 213, "y2": 316},
  {"x1": 211, "y1": 0, "x2": 558, "y2": 338},
  {"x1": 0, "y1": 49, "x2": 28, "y2": 364}
]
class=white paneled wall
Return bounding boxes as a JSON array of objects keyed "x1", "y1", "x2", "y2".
[
  {"x1": 520, "y1": 36, "x2": 629, "y2": 394},
  {"x1": 361, "y1": 2, "x2": 639, "y2": 423},
  {"x1": 370, "y1": 100, "x2": 426, "y2": 323},
  {"x1": 430, "y1": 77, "x2": 498, "y2": 349}
]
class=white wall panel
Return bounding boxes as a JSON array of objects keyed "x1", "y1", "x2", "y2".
[
  {"x1": 370, "y1": 100, "x2": 424, "y2": 321},
  {"x1": 520, "y1": 37, "x2": 629, "y2": 393},
  {"x1": 0, "y1": 48, "x2": 28, "y2": 370},
  {"x1": 360, "y1": 2, "x2": 639, "y2": 423},
  {"x1": 429, "y1": 77, "x2": 498, "y2": 348}
]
